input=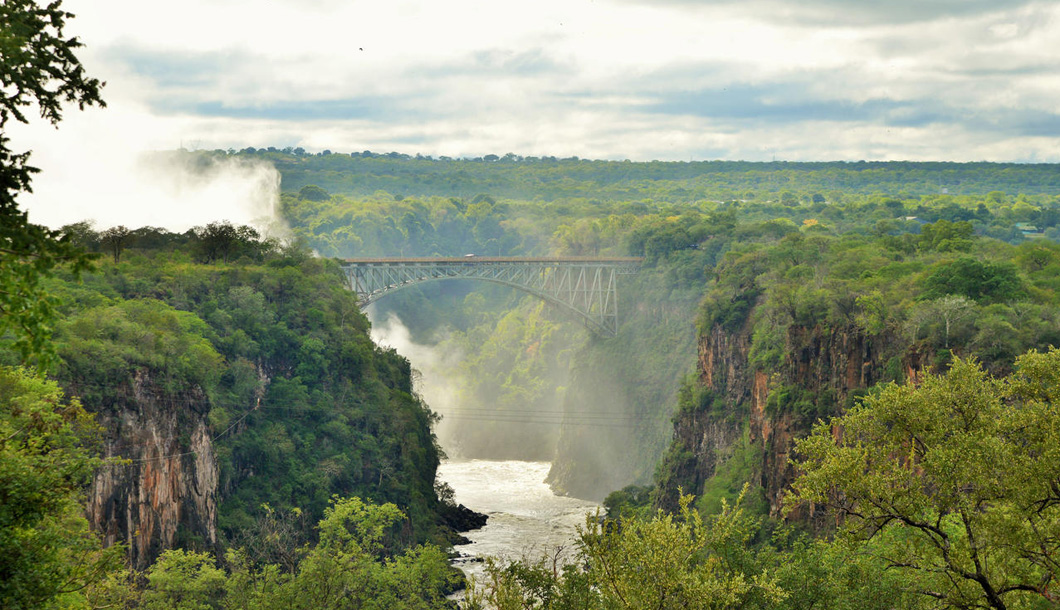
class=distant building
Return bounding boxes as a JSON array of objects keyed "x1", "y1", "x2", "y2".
[{"x1": 1016, "y1": 223, "x2": 1043, "y2": 237}]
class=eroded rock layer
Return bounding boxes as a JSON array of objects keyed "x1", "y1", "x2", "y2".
[{"x1": 82, "y1": 371, "x2": 218, "y2": 569}]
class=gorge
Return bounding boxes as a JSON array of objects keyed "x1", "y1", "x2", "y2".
[{"x1": 9, "y1": 153, "x2": 1060, "y2": 610}]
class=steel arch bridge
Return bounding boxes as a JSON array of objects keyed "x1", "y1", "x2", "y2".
[{"x1": 341, "y1": 257, "x2": 642, "y2": 337}]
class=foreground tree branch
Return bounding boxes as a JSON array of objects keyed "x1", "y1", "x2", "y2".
[
  {"x1": 791, "y1": 351, "x2": 1060, "y2": 609},
  {"x1": 0, "y1": 0, "x2": 103, "y2": 368}
]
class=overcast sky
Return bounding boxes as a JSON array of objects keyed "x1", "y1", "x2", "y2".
[
  {"x1": 12, "y1": 0, "x2": 1059, "y2": 164},
  {"x1": 10, "y1": 0, "x2": 1060, "y2": 228}
]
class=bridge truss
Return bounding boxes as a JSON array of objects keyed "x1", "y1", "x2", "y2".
[{"x1": 341, "y1": 257, "x2": 642, "y2": 337}]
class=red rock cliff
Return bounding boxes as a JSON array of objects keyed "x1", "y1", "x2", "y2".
[
  {"x1": 80, "y1": 371, "x2": 218, "y2": 569},
  {"x1": 661, "y1": 319, "x2": 916, "y2": 517}
]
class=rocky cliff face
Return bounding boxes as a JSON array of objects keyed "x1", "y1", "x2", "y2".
[
  {"x1": 661, "y1": 319, "x2": 915, "y2": 518},
  {"x1": 81, "y1": 371, "x2": 219, "y2": 569}
]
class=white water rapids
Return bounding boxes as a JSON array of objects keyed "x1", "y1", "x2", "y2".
[{"x1": 437, "y1": 460, "x2": 600, "y2": 583}]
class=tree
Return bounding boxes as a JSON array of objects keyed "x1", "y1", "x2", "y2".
[
  {"x1": 465, "y1": 552, "x2": 598, "y2": 610},
  {"x1": 58, "y1": 220, "x2": 99, "y2": 250},
  {"x1": 134, "y1": 497, "x2": 457, "y2": 610},
  {"x1": 298, "y1": 184, "x2": 330, "y2": 202},
  {"x1": 279, "y1": 496, "x2": 457, "y2": 610},
  {"x1": 792, "y1": 351, "x2": 1060, "y2": 610},
  {"x1": 195, "y1": 221, "x2": 237, "y2": 263},
  {"x1": 1, "y1": 0, "x2": 102, "y2": 367},
  {"x1": 194, "y1": 221, "x2": 263, "y2": 263},
  {"x1": 930, "y1": 294, "x2": 976, "y2": 349},
  {"x1": 140, "y1": 550, "x2": 227, "y2": 610},
  {"x1": 0, "y1": 6, "x2": 119, "y2": 606},
  {"x1": 100, "y1": 225, "x2": 130, "y2": 263},
  {"x1": 922, "y1": 257, "x2": 1025, "y2": 304},
  {"x1": 0, "y1": 367, "x2": 122, "y2": 609},
  {"x1": 227, "y1": 503, "x2": 308, "y2": 573},
  {"x1": 579, "y1": 493, "x2": 784, "y2": 610},
  {"x1": 467, "y1": 491, "x2": 789, "y2": 610},
  {"x1": 918, "y1": 220, "x2": 974, "y2": 252}
]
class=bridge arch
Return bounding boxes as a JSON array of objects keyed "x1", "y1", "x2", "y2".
[{"x1": 341, "y1": 257, "x2": 641, "y2": 337}]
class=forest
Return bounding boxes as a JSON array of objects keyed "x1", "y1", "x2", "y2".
[
  {"x1": 172, "y1": 147, "x2": 1060, "y2": 200},
  {"x1": 8, "y1": 149, "x2": 1056, "y2": 608},
  {"x1": 4, "y1": 2, "x2": 1059, "y2": 609},
  {"x1": 256, "y1": 151, "x2": 1060, "y2": 609}
]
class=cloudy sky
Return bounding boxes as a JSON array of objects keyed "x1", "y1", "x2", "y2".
[{"x1": 10, "y1": 0, "x2": 1060, "y2": 227}]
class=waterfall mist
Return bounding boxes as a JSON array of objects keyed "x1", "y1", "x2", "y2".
[
  {"x1": 15, "y1": 107, "x2": 285, "y2": 234},
  {"x1": 368, "y1": 309, "x2": 571, "y2": 462},
  {"x1": 368, "y1": 312, "x2": 467, "y2": 456}
]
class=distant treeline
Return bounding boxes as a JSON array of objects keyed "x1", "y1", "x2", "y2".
[
  {"x1": 60, "y1": 221, "x2": 283, "y2": 265},
  {"x1": 160, "y1": 149, "x2": 1060, "y2": 201}
]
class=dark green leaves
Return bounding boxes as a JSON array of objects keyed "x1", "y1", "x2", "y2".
[
  {"x1": 1, "y1": 0, "x2": 102, "y2": 369},
  {"x1": 792, "y1": 353, "x2": 1060, "y2": 609},
  {"x1": 921, "y1": 256, "x2": 1025, "y2": 304}
]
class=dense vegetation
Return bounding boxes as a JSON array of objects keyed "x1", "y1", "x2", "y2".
[
  {"x1": 470, "y1": 353, "x2": 1060, "y2": 610},
  {"x1": 91, "y1": 497, "x2": 458, "y2": 610},
  {"x1": 640, "y1": 215, "x2": 1060, "y2": 517},
  {"x1": 1, "y1": 227, "x2": 471, "y2": 608},
  {"x1": 694, "y1": 221, "x2": 1060, "y2": 381},
  {"x1": 0, "y1": 369, "x2": 122, "y2": 609},
  {"x1": 47, "y1": 232, "x2": 460, "y2": 542},
  {"x1": 0, "y1": 1, "x2": 101, "y2": 370},
  {"x1": 208, "y1": 148, "x2": 1060, "y2": 609},
  {"x1": 251, "y1": 147, "x2": 1060, "y2": 500},
  {"x1": 4, "y1": 152, "x2": 1060, "y2": 608},
  {"x1": 165, "y1": 148, "x2": 1060, "y2": 201},
  {"x1": 4, "y1": 14, "x2": 1060, "y2": 605}
]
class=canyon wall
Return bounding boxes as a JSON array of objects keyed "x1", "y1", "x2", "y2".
[
  {"x1": 80, "y1": 371, "x2": 220, "y2": 569},
  {"x1": 657, "y1": 317, "x2": 923, "y2": 517}
]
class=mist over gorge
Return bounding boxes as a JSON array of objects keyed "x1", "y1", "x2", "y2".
[{"x1": 22, "y1": 141, "x2": 289, "y2": 234}]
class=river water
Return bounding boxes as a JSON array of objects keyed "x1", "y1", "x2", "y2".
[
  {"x1": 367, "y1": 320, "x2": 600, "y2": 581},
  {"x1": 437, "y1": 460, "x2": 600, "y2": 583}
]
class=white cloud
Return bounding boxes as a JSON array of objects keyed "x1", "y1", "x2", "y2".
[{"x1": 8, "y1": 0, "x2": 1060, "y2": 229}]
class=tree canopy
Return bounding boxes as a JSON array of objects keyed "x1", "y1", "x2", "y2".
[
  {"x1": 792, "y1": 352, "x2": 1060, "y2": 609},
  {"x1": 0, "y1": 368, "x2": 122, "y2": 609},
  {"x1": 0, "y1": 0, "x2": 103, "y2": 367}
]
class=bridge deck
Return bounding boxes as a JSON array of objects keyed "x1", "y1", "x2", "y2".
[
  {"x1": 343, "y1": 256, "x2": 643, "y2": 264},
  {"x1": 340, "y1": 256, "x2": 642, "y2": 337}
]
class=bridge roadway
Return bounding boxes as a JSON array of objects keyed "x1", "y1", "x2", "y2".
[{"x1": 341, "y1": 256, "x2": 642, "y2": 337}]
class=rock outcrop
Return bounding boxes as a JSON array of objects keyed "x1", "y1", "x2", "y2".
[
  {"x1": 81, "y1": 371, "x2": 219, "y2": 569},
  {"x1": 659, "y1": 318, "x2": 916, "y2": 518}
]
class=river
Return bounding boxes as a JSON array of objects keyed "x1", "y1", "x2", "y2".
[
  {"x1": 437, "y1": 460, "x2": 600, "y2": 584},
  {"x1": 367, "y1": 321, "x2": 601, "y2": 582}
]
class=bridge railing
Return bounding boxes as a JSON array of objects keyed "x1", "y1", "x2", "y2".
[{"x1": 340, "y1": 257, "x2": 642, "y2": 337}]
